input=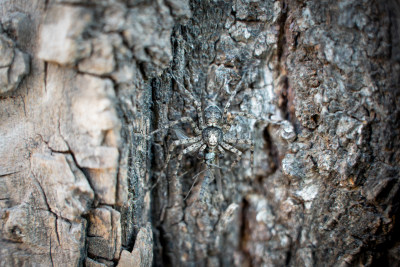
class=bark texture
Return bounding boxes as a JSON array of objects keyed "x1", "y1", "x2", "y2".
[{"x1": 0, "y1": 0, "x2": 399, "y2": 267}]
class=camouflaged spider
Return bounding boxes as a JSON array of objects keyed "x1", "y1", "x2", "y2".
[{"x1": 150, "y1": 73, "x2": 266, "y2": 197}]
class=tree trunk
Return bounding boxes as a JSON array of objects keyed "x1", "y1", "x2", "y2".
[{"x1": 1, "y1": 0, "x2": 399, "y2": 267}]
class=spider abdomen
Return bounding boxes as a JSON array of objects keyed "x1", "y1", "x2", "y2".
[{"x1": 202, "y1": 126, "x2": 223, "y2": 147}]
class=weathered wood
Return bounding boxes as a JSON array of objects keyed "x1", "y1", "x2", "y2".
[{"x1": 1, "y1": 0, "x2": 399, "y2": 266}]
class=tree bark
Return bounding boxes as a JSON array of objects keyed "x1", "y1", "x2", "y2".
[{"x1": 0, "y1": 0, "x2": 399, "y2": 267}]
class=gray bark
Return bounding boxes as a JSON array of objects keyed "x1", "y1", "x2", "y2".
[{"x1": 0, "y1": 0, "x2": 399, "y2": 267}]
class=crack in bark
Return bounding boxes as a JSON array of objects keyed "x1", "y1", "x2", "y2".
[
  {"x1": 0, "y1": 171, "x2": 21, "y2": 177},
  {"x1": 54, "y1": 218, "x2": 61, "y2": 245},
  {"x1": 31, "y1": 174, "x2": 53, "y2": 214},
  {"x1": 49, "y1": 236, "x2": 55, "y2": 267},
  {"x1": 44, "y1": 62, "x2": 47, "y2": 94}
]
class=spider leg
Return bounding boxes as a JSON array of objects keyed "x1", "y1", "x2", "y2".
[
  {"x1": 218, "y1": 145, "x2": 225, "y2": 157},
  {"x1": 223, "y1": 76, "x2": 246, "y2": 116},
  {"x1": 220, "y1": 142, "x2": 243, "y2": 169},
  {"x1": 222, "y1": 112, "x2": 257, "y2": 133},
  {"x1": 172, "y1": 141, "x2": 204, "y2": 179},
  {"x1": 228, "y1": 111, "x2": 257, "y2": 120},
  {"x1": 186, "y1": 80, "x2": 206, "y2": 130},
  {"x1": 149, "y1": 136, "x2": 201, "y2": 191},
  {"x1": 197, "y1": 144, "x2": 207, "y2": 158},
  {"x1": 164, "y1": 136, "x2": 201, "y2": 171},
  {"x1": 166, "y1": 139, "x2": 203, "y2": 206},
  {"x1": 150, "y1": 116, "x2": 201, "y2": 137},
  {"x1": 224, "y1": 112, "x2": 283, "y2": 132},
  {"x1": 170, "y1": 73, "x2": 205, "y2": 130},
  {"x1": 184, "y1": 167, "x2": 208, "y2": 201},
  {"x1": 224, "y1": 137, "x2": 254, "y2": 175}
]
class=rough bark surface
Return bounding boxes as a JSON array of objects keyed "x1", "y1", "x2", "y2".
[{"x1": 0, "y1": 0, "x2": 399, "y2": 267}]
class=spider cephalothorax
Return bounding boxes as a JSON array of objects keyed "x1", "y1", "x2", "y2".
[
  {"x1": 202, "y1": 127, "x2": 223, "y2": 147},
  {"x1": 204, "y1": 105, "x2": 222, "y2": 127}
]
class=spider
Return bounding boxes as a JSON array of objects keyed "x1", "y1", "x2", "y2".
[{"x1": 149, "y1": 72, "x2": 278, "y2": 198}]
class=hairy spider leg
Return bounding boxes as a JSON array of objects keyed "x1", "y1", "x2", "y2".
[
  {"x1": 185, "y1": 78, "x2": 206, "y2": 130},
  {"x1": 166, "y1": 139, "x2": 202, "y2": 206},
  {"x1": 149, "y1": 116, "x2": 201, "y2": 137},
  {"x1": 228, "y1": 111, "x2": 257, "y2": 120},
  {"x1": 222, "y1": 76, "x2": 246, "y2": 116},
  {"x1": 164, "y1": 136, "x2": 202, "y2": 171},
  {"x1": 223, "y1": 112, "x2": 283, "y2": 133},
  {"x1": 198, "y1": 143, "x2": 207, "y2": 157},
  {"x1": 184, "y1": 167, "x2": 208, "y2": 200},
  {"x1": 170, "y1": 73, "x2": 205, "y2": 129},
  {"x1": 219, "y1": 142, "x2": 243, "y2": 170},
  {"x1": 228, "y1": 112, "x2": 283, "y2": 126},
  {"x1": 217, "y1": 145, "x2": 225, "y2": 156},
  {"x1": 224, "y1": 137, "x2": 254, "y2": 175},
  {"x1": 150, "y1": 136, "x2": 201, "y2": 191},
  {"x1": 173, "y1": 141, "x2": 204, "y2": 181},
  {"x1": 183, "y1": 143, "x2": 209, "y2": 201},
  {"x1": 222, "y1": 112, "x2": 257, "y2": 133}
]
